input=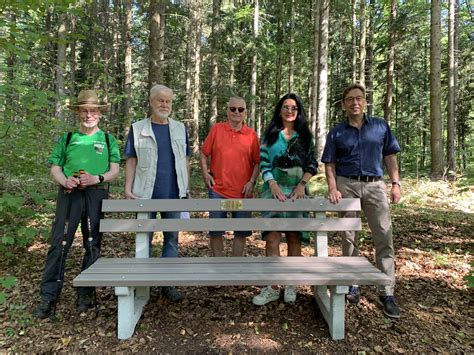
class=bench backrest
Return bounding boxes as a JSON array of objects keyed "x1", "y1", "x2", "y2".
[{"x1": 100, "y1": 198, "x2": 361, "y2": 258}]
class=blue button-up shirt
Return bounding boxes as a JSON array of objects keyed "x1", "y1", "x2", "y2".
[{"x1": 321, "y1": 115, "x2": 400, "y2": 177}]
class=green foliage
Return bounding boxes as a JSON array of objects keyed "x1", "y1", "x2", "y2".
[
  {"x1": 4, "y1": 303, "x2": 32, "y2": 338},
  {"x1": 0, "y1": 192, "x2": 49, "y2": 255},
  {"x1": 0, "y1": 276, "x2": 17, "y2": 305}
]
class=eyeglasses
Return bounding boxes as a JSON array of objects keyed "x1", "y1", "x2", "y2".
[
  {"x1": 79, "y1": 108, "x2": 100, "y2": 115},
  {"x1": 282, "y1": 105, "x2": 298, "y2": 112},
  {"x1": 344, "y1": 96, "x2": 365, "y2": 103},
  {"x1": 229, "y1": 107, "x2": 245, "y2": 113}
]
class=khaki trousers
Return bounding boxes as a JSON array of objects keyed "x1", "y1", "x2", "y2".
[{"x1": 336, "y1": 176, "x2": 395, "y2": 296}]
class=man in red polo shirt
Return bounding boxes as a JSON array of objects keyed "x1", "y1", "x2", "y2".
[{"x1": 200, "y1": 96, "x2": 260, "y2": 256}]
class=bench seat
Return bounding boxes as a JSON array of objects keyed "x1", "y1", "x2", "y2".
[
  {"x1": 74, "y1": 256, "x2": 390, "y2": 340},
  {"x1": 74, "y1": 256, "x2": 390, "y2": 287}
]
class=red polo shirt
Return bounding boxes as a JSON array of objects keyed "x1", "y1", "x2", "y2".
[{"x1": 201, "y1": 122, "x2": 260, "y2": 198}]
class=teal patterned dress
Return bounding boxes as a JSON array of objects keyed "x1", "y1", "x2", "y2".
[{"x1": 260, "y1": 130, "x2": 318, "y2": 242}]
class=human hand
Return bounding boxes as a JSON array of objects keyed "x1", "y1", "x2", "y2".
[
  {"x1": 125, "y1": 190, "x2": 137, "y2": 199},
  {"x1": 78, "y1": 171, "x2": 99, "y2": 187},
  {"x1": 64, "y1": 175, "x2": 80, "y2": 192},
  {"x1": 241, "y1": 180, "x2": 255, "y2": 198},
  {"x1": 269, "y1": 180, "x2": 286, "y2": 202},
  {"x1": 290, "y1": 183, "x2": 306, "y2": 201},
  {"x1": 327, "y1": 189, "x2": 342, "y2": 204},
  {"x1": 204, "y1": 172, "x2": 215, "y2": 189},
  {"x1": 391, "y1": 184, "x2": 401, "y2": 203}
]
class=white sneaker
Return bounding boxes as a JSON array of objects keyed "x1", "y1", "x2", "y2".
[
  {"x1": 252, "y1": 286, "x2": 280, "y2": 306},
  {"x1": 284, "y1": 285, "x2": 297, "y2": 303}
]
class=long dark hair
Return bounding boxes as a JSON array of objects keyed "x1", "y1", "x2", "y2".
[{"x1": 262, "y1": 93, "x2": 313, "y2": 150}]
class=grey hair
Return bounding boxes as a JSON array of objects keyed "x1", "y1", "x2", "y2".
[
  {"x1": 228, "y1": 96, "x2": 246, "y2": 106},
  {"x1": 150, "y1": 84, "x2": 173, "y2": 99}
]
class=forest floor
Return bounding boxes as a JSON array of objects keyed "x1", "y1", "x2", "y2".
[{"x1": 0, "y1": 179, "x2": 473, "y2": 353}]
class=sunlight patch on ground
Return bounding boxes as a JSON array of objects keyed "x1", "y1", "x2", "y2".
[
  {"x1": 402, "y1": 178, "x2": 474, "y2": 213},
  {"x1": 214, "y1": 332, "x2": 282, "y2": 352},
  {"x1": 28, "y1": 241, "x2": 49, "y2": 252}
]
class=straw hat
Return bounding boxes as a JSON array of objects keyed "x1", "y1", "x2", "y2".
[{"x1": 68, "y1": 90, "x2": 109, "y2": 110}]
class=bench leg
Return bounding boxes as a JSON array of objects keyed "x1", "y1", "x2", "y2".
[
  {"x1": 115, "y1": 286, "x2": 150, "y2": 340},
  {"x1": 313, "y1": 285, "x2": 348, "y2": 340}
]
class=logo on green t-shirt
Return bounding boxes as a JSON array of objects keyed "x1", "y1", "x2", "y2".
[{"x1": 94, "y1": 142, "x2": 105, "y2": 154}]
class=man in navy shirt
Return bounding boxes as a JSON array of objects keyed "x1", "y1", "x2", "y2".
[
  {"x1": 321, "y1": 83, "x2": 401, "y2": 319},
  {"x1": 124, "y1": 84, "x2": 191, "y2": 302}
]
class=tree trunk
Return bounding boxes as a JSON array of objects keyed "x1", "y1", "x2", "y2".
[
  {"x1": 208, "y1": 0, "x2": 221, "y2": 130},
  {"x1": 288, "y1": 0, "x2": 295, "y2": 92},
  {"x1": 193, "y1": 4, "x2": 202, "y2": 150},
  {"x1": 249, "y1": 0, "x2": 259, "y2": 130},
  {"x1": 316, "y1": 0, "x2": 329, "y2": 159},
  {"x1": 69, "y1": 14, "x2": 76, "y2": 100},
  {"x1": 430, "y1": 0, "x2": 444, "y2": 177},
  {"x1": 351, "y1": 0, "x2": 358, "y2": 83},
  {"x1": 446, "y1": 0, "x2": 456, "y2": 176},
  {"x1": 454, "y1": 0, "x2": 463, "y2": 168},
  {"x1": 359, "y1": 0, "x2": 367, "y2": 86},
  {"x1": 55, "y1": 13, "x2": 67, "y2": 121},
  {"x1": 365, "y1": 0, "x2": 375, "y2": 116},
  {"x1": 311, "y1": 0, "x2": 320, "y2": 136},
  {"x1": 6, "y1": 11, "x2": 17, "y2": 120},
  {"x1": 123, "y1": 0, "x2": 133, "y2": 135},
  {"x1": 185, "y1": 1, "x2": 202, "y2": 151},
  {"x1": 384, "y1": 0, "x2": 396, "y2": 125},
  {"x1": 274, "y1": 3, "x2": 283, "y2": 100},
  {"x1": 149, "y1": 0, "x2": 165, "y2": 89}
]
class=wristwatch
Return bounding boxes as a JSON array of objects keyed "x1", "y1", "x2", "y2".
[
  {"x1": 98, "y1": 175, "x2": 105, "y2": 183},
  {"x1": 391, "y1": 180, "x2": 401, "y2": 187},
  {"x1": 300, "y1": 180, "x2": 308, "y2": 186}
]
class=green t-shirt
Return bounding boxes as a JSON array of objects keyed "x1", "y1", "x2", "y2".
[{"x1": 48, "y1": 130, "x2": 121, "y2": 178}]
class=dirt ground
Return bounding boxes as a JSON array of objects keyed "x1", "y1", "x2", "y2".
[{"x1": 0, "y1": 204, "x2": 472, "y2": 353}]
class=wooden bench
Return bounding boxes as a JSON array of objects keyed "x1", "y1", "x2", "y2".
[{"x1": 73, "y1": 198, "x2": 390, "y2": 340}]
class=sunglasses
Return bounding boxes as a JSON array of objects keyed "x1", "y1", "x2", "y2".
[
  {"x1": 229, "y1": 107, "x2": 246, "y2": 113},
  {"x1": 282, "y1": 105, "x2": 298, "y2": 112}
]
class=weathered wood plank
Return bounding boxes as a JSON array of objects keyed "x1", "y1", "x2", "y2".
[
  {"x1": 99, "y1": 217, "x2": 362, "y2": 233},
  {"x1": 102, "y1": 198, "x2": 361, "y2": 213},
  {"x1": 73, "y1": 272, "x2": 390, "y2": 287},
  {"x1": 91, "y1": 256, "x2": 372, "y2": 265},
  {"x1": 73, "y1": 257, "x2": 391, "y2": 287}
]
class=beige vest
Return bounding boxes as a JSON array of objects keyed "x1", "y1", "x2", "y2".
[{"x1": 131, "y1": 117, "x2": 188, "y2": 199}]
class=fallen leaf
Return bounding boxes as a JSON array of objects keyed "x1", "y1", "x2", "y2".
[{"x1": 61, "y1": 337, "x2": 72, "y2": 346}]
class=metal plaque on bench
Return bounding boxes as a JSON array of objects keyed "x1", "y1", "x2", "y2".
[{"x1": 220, "y1": 200, "x2": 243, "y2": 210}]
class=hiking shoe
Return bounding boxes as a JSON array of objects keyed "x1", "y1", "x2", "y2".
[
  {"x1": 32, "y1": 300, "x2": 55, "y2": 319},
  {"x1": 284, "y1": 285, "x2": 297, "y2": 303},
  {"x1": 379, "y1": 296, "x2": 401, "y2": 319},
  {"x1": 346, "y1": 286, "x2": 360, "y2": 305},
  {"x1": 252, "y1": 286, "x2": 280, "y2": 306},
  {"x1": 76, "y1": 294, "x2": 94, "y2": 313},
  {"x1": 162, "y1": 286, "x2": 183, "y2": 302}
]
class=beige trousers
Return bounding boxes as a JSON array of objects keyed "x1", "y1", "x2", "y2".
[{"x1": 336, "y1": 176, "x2": 396, "y2": 296}]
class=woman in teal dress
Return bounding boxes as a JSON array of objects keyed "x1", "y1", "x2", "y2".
[{"x1": 253, "y1": 93, "x2": 318, "y2": 306}]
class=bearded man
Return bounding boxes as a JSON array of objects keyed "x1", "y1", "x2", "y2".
[{"x1": 124, "y1": 84, "x2": 191, "y2": 302}]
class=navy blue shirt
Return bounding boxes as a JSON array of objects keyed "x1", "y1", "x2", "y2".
[
  {"x1": 321, "y1": 115, "x2": 400, "y2": 177},
  {"x1": 124, "y1": 123, "x2": 191, "y2": 199}
]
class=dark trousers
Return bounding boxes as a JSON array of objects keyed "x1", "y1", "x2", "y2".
[{"x1": 39, "y1": 187, "x2": 108, "y2": 302}]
